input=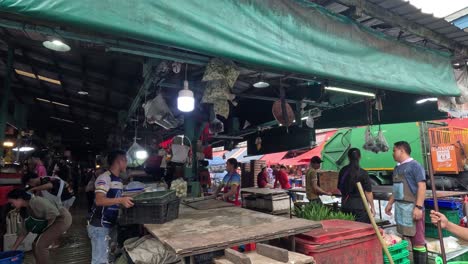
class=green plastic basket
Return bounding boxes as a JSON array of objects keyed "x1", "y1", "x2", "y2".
[
  {"x1": 425, "y1": 223, "x2": 456, "y2": 239},
  {"x1": 133, "y1": 190, "x2": 176, "y2": 203},
  {"x1": 425, "y1": 209, "x2": 460, "y2": 225},
  {"x1": 387, "y1": 240, "x2": 409, "y2": 254},
  {"x1": 384, "y1": 250, "x2": 409, "y2": 264}
]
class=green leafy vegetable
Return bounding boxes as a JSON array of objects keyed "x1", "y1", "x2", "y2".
[{"x1": 294, "y1": 203, "x2": 355, "y2": 221}]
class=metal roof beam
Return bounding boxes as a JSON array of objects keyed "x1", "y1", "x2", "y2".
[{"x1": 337, "y1": 0, "x2": 467, "y2": 54}]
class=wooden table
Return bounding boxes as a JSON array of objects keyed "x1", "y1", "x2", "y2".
[
  {"x1": 241, "y1": 188, "x2": 287, "y2": 195},
  {"x1": 144, "y1": 205, "x2": 320, "y2": 259},
  {"x1": 241, "y1": 188, "x2": 291, "y2": 217}
]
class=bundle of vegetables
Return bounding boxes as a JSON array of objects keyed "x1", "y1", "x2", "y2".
[{"x1": 294, "y1": 203, "x2": 355, "y2": 221}]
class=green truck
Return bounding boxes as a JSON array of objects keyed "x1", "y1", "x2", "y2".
[{"x1": 321, "y1": 121, "x2": 468, "y2": 189}]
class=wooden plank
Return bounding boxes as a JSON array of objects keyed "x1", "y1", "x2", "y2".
[
  {"x1": 256, "y1": 243, "x2": 289, "y2": 262},
  {"x1": 225, "y1": 249, "x2": 251, "y2": 264},
  {"x1": 144, "y1": 206, "x2": 320, "y2": 257},
  {"x1": 214, "y1": 250, "x2": 314, "y2": 264},
  {"x1": 183, "y1": 199, "x2": 234, "y2": 210}
]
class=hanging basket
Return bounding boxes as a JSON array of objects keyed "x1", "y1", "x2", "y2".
[{"x1": 272, "y1": 100, "x2": 295, "y2": 127}]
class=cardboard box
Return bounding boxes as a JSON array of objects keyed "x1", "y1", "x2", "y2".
[{"x1": 318, "y1": 170, "x2": 339, "y2": 193}]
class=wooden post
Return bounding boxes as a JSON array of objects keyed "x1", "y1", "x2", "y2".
[
  {"x1": 356, "y1": 182, "x2": 394, "y2": 264},
  {"x1": 428, "y1": 155, "x2": 447, "y2": 264},
  {"x1": 0, "y1": 46, "x2": 14, "y2": 156}
]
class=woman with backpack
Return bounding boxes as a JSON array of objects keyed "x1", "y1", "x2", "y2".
[{"x1": 338, "y1": 148, "x2": 375, "y2": 223}]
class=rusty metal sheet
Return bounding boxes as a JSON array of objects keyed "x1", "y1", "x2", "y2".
[{"x1": 145, "y1": 206, "x2": 320, "y2": 257}]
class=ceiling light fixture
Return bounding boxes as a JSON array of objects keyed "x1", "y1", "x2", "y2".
[
  {"x1": 43, "y1": 39, "x2": 71, "y2": 52},
  {"x1": 16, "y1": 69, "x2": 61, "y2": 85},
  {"x1": 37, "y1": 75, "x2": 61, "y2": 85},
  {"x1": 253, "y1": 81, "x2": 270, "y2": 88},
  {"x1": 36, "y1": 98, "x2": 69, "y2": 108},
  {"x1": 36, "y1": 97, "x2": 51, "y2": 103},
  {"x1": 83, "y1": 126, "x2": 90, "y2": 130},
  {"x1": 325, "y1": 86, "x2": 375, "y2": 97},
  {"x1": 15, "y1": 69, "x2": 36, "y2": 78},
  {"x1": 78, "y1": 90, "x2": 89, "y2": 95},
  {"x1": 51, "y1": 101, "x2": 69, "y2": 107},
  {"x1": 50, "y1": 116, "x2": 75, "y2": 123},
  {"x1": 177, "y1": 64, "x2": 195, "y2": 112},
  {"x1": 3, "y1": 141, "x2": 14, "y2": 148},
  {"x1": 253, "y1": 73, "x2": 270, "y2": 88},
  {"x1": 13, "y1": 146, "x2": 35, "y2": 152},
  {"x1": 416, "y1": 98, "x2": 438, "y2": 104}
]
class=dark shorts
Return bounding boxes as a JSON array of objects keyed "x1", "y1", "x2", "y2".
[
  {"x1": 341, "y1": 208, "x2": 370, "y2": 224},
  {"x1": 410, "y1": 212, "x2": 425, "y2": 247}
]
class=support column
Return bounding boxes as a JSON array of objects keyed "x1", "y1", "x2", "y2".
[
  {"x1": 0, "y1": 46, "x2": 14, "y2": 156},
  {"x1": 183, "y1": 115, "x2": 196, "y2": 181}
]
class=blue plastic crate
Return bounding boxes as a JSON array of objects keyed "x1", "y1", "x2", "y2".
[
  {"x1": 0, "y1": 251, "x2": 23, "y2": 264},
  {"x1": 425, "y1": 198, "x2": 462, "y2": 210},
  {"x1": 425, "y1": 198, "x2": 464, "y2": 218}
]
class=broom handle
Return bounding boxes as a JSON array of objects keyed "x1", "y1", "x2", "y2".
[{"x1": 356, "y1": 182, "x2": 394, "y2": 264}]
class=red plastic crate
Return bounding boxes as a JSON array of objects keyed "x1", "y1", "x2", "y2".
[
  {"x1": 296, "y1": 220, "x2": 383, "y2": 264},
  {"x1": 0, "y1": 186, "x2": 15, "y2": 206}
]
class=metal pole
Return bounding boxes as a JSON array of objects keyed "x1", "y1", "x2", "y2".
[
  {"x1": 428, "y1": 154, "x2": 447, "y2": 264},
  {"x1": 0, "y1": 45, "x2": 14, "y2": 156}
]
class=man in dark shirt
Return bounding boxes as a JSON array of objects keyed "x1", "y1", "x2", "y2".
[{"x1": 23, "y1": 172, "x2": 75, "y2": 208}]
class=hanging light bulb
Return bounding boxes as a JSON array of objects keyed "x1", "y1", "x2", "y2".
[
  {"x1": 135, "y1": 150, "x2": 149, "y2": 160},
  {"x1": 178, "y1": 64, "x2": 195, "y2": 112},
  {"x1": 177, "y1": 80, "x2": 195, "y2": 112}
]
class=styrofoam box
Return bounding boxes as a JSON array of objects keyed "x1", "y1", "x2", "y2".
[{"x1": 3, "y1": 233, "x2": 37, "y2": 251}]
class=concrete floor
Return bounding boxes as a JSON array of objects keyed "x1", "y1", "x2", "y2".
[{"x1": 24, "y1": 197, "x2": 91, "y2": 264}]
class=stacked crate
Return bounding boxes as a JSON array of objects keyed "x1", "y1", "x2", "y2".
[
  {"x1": 241, "y1": 162, "x2": 252, "y2": 188},
  {"x1": 424, "y1": 198, "x2": 462, "y2": 238},
  {"x1": 383, "y1": 240, "x2": 410, "y2": 264}
]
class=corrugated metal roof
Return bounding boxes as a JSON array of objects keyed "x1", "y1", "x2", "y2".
[{"x1": 319, "y1": 0, "x2": 468, "y2": 49}]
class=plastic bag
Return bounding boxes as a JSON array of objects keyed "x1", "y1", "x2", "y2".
[
  {"x1": 209, "y1": 118, "x2": 224, "y2": 134},
  {"x1": 363, "y1": 126, "x2": 378, "y2": 153},
  {"x1": 143, "y1": 94, "x2": 180, "y2": 130},
  {"x1": 376, "y1": 129, "x2": 390, "y2": 152},
  {"x1": 170, "y1": 178, "x2": 188, "y2": 198},
  {"x1": 382, "y1": 229, "x2": 402, "y2": 246},
  {"x1": 427, "y1": 236, "x2": 461, "y2": 254},
  {"x1": 127, "y1": 142, "x2": 147, "y2": 167}
]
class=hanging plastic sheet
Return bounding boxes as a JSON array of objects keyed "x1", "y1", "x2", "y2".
[
  {"x1": 439, "y1": 67, "x2": 468, "y2": 118},
  {"x1": 0, "y1": 0, "x2": 460, "y2": 96}
]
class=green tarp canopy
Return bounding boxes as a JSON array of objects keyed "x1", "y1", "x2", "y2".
[{"x1": 0, "y1": 0, "x2": 460, "y2": 96}]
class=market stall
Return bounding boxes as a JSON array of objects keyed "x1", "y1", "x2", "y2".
[{"x1": 0, "y1": 0, "x2": 466, "y2": 263}]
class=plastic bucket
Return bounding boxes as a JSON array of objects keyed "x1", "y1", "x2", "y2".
[{"x1": 0, "y1": 251, "x2": 24, "y2": 264}]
